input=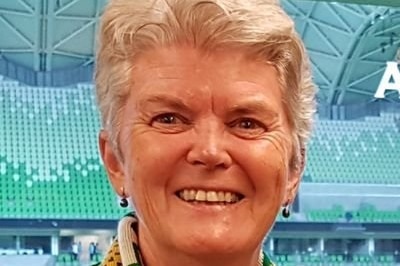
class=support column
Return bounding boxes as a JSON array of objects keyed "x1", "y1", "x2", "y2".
[
  {"x1": 16, "y1": 235, "x2": 21, "y2": 253},
  {"x1": 51, "y1": 234, "x2": 59, "y2": 256},
  {"x1": 319, "y1": 238, "x2": 324, "y2": 255},
  {"x1": 368, "y1": 238, "x2": 375, "y2": 256},
  {"x1": 269, "y1": 238, "x2": 274, "y2": 255}
]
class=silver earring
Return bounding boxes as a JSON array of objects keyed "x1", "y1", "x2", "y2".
[
  {"x1": 119, "y1": 187, "x2": 128, "y2": 208},
  {"x1": 282, "y1": 205, "x2": 290, "y2": 218}
]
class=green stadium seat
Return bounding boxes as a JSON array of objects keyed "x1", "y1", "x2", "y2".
[{"x1": 1, "y1": 80, "x2": 399, "y2": 220}]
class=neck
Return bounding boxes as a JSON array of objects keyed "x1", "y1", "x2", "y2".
[{"x1": 138, "y1": 229, "x2": 263, "y2": 266}]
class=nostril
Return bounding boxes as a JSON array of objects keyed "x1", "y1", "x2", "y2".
[{"x1": 186, "y1": 148, "x2": 232, "y2": 170}]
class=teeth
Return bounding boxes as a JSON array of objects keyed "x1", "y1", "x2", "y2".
[
  {"x1": 189, "y1": 190, "x2": 196, "y2": 200},
  {"x1": 217, "y1": 191, "x2": 225, "y2": 201},
  {"x1": 227, "y1": 192, "x2": 234, "y2": 202},
  {"x1": 177, "y1": 189, "x2": 241, "y2": 204},
  {"x1": 206, "y1": 191, "x2": 218, "y2": 202},
  {"x1": 231, "y1": 193, "x2": 238, "y2": 202},
  {"x1": 195, "y1": 190, "x2": 206, "y2": 201},
  {"x1": 183, "y1": 190, "x2": 190, "y2": 201}
]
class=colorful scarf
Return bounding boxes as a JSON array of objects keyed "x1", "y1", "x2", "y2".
[{"x1": 96, "y1": 212, "x2": 275, "y2": 266}]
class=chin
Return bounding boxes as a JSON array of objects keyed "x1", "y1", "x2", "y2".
[{"x1": 171, "y1": 228, "x2": 259, "y2": 257}]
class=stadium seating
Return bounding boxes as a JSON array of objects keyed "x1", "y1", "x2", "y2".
[
  {"x1": 306, "y1": 204, "x2": 400, "y2": 223},
  {"x1": 0, "y1": 77, "x2": 399, "y2": 220},
  {"x1": 306, "y1": 114, "x2": 400, "y2": 184},
  {"x1": 0, "y1": 79, "x2": 126, "y2": 220}
]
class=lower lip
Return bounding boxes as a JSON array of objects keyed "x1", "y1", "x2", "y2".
[{"x1": 174, "y1": 195, "x2": 245, "y2": 213}]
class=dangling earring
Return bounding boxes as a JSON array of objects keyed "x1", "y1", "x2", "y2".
[
  {"x1": 119, "y1": 187, "x2": 128, "y2": 208},
  {"x1": 282, "y1": 205, "x2": 291, "y2": 218}
]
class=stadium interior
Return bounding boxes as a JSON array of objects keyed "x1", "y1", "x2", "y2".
[{"x1": 0, "y1": 0, "x2": 399, "y2": 265}]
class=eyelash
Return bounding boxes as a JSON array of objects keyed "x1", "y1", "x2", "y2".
[
  {"x1": 151, "y1": 113, "x2": 187, "y2": 125},
  {"x1": 229, "y1": 118, "x2": 266, "y2": 131},
  {"x1": 151, "y1": 113, "x2": 267, "y2": 133}
]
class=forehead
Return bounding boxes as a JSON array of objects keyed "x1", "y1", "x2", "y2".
[
  {"x1": 129, "y1": 45, "x2": 283, "y2": 109},
  {"x1": 133, "y1": 46, "x2": 277, "y2": 80}
]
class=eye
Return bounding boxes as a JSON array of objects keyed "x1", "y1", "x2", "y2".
[
  {"x1": 228, "y1": 118, "x2": 267, "y2": 136},
  {"x1": 237, "y1": 119, "x2": 260, "y2": 129},
  {"x1": 153, "y1": 113, "x2": 180, "y2": 124},
  {"x1": 151, "y1": 113, "x2": 189, "y2": 127},
  {"x1": 232, "y1": 118, "x2": 264, "y2": 129}
]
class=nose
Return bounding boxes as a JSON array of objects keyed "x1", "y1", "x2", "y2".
[{"x1": 186, "y1": 120, "x2": 232, "y2": 170}]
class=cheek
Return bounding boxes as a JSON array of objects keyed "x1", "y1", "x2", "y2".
[
  {"x1": 122, "y1": 142, "x2": 167, "y2": 220},
  {"x1": 121, "y1": 133, "x2": 186, "y2": 197},
  {"x1": 259, "y1": 147, "x2": 287, "y2": 203},
  {"x1": 236, "y1": 134, "x2": 290, "y2": 203}
]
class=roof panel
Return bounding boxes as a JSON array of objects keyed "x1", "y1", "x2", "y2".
[
  {"x1": 284, "y1": 0, "x2": 316, "y2": 16},
  {"x1": 310, "y1": 53, "x2": 341, "y2": 84},
  {"x1": 55, "y1": 0, "x2": 98, "y2": 17},
  {"x1": 52, "y1": 19, "x2": 91, "y2": 46},
  {"x1": 311, "y1": 4, "x2": 351, "y2": 33},
  {"x1": 0, "y1": 0, "x2": 399, "y2": 103},
  {"x1": 23, "y1": 0, "x2": 38, "y2": 12},
  {"x1": 313, "y1": 22, "x2": 352, "y2": 54},
  {"x1": 0, "y1": 18, "x2": 32, "y2": 49},
  {"x1": 303, "y1": 23, "x2": 340, "y2": 57},
  {"x1": 313, "y1": 0, "x2": 400, "y2": 7},
  {"x1": 1, "y1": 12, "x2": 37, "y2": 43},
  {"x1": 55, "y1": 26, "x2": 95, "y2": 56},
  {"x1": 347, "y1": 61, "x2": 385, "y2": 87},
  {"x1": 329, "y1": 4, "x2": 372, "y2": 31},
  {"x1": 0, "y1": 1, "x2": 34, "y2": 13}
]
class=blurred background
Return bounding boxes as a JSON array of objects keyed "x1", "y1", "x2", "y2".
[{"x1": 0, "y1": 0, "x2": 399, "y2": 265}]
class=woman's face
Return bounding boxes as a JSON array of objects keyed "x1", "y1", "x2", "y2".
[{"x1": 101, "y1": 45, "x2": 301, "y2": 256}]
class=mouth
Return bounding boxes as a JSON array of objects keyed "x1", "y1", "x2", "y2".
[{"x1": 175, "y1": 189, "x2": 244, "y2": 205}]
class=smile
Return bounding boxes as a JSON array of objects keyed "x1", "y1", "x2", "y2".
[{"x1": 176, "y1": 189, "x2": 244, "y2": 204}]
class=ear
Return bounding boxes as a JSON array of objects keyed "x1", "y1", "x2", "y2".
[
  {"x1": 283, "y1": 146, "x2": 306, "y2": 206},
  {"x1": 99, "y1": 130, "x2": 126, "y2": 197}
]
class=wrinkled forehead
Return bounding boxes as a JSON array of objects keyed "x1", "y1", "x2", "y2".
[
  {"x1": 131, "y1": 45, "x2": 280, "y2": 87},
  {"x1": 131, "y1": 45, "x2": 280, "y2": 92},
  {"x1": 120, "y1": 46, "x2": 286, "y2": 126}
]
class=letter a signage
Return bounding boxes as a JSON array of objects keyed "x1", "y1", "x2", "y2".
[{"x1": 375, "y1": 62, "x2": 400, "y2": 98}]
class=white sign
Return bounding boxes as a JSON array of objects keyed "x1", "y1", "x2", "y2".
[{"x1": 375, "y1": 61, "x2": 400, "y2": 99}]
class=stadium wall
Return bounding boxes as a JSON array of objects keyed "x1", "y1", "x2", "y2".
[
  {"x1": 299, "y1": 183, "x2": 400, "y2": 211},
  {"x1": 0, "y1": 58, "x2": 93, "y2": 87}
]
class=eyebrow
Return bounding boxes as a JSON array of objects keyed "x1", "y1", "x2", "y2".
[
  {"x1": 138, "y1": 94, "x2": 192, "y2": 114},
  {"x1": 226, "y1": 100, "x2": 279, "y2": 118},
  {"x1": 138, "y1": 94, "x2": 279, "y2": 118}
]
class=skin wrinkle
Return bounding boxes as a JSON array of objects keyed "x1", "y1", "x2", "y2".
[
  {"x1": 101, "y1": 45, "x2": 303, "y2": 266},
  {"x1": 255, "y1": 132, "x2": 287, "y2": 201},
  {"x1": 97, "y1": 0, "x2": 317, "y2": 168},
  {"x1": 96, "y1": 1, "x2": 317, "y2": 263}
]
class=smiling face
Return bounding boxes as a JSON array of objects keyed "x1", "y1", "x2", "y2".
[{"x1": 100, "y1": 45, "x2": 302, "y2": 260}]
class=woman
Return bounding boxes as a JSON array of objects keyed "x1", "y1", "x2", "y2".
[{"x1": 95, "y1": 0, "x2": 316, "y2": 265}]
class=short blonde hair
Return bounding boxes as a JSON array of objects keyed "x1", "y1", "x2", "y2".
[{"x1": 95, "y1": 0, "x2": 317, "y2": 166}]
